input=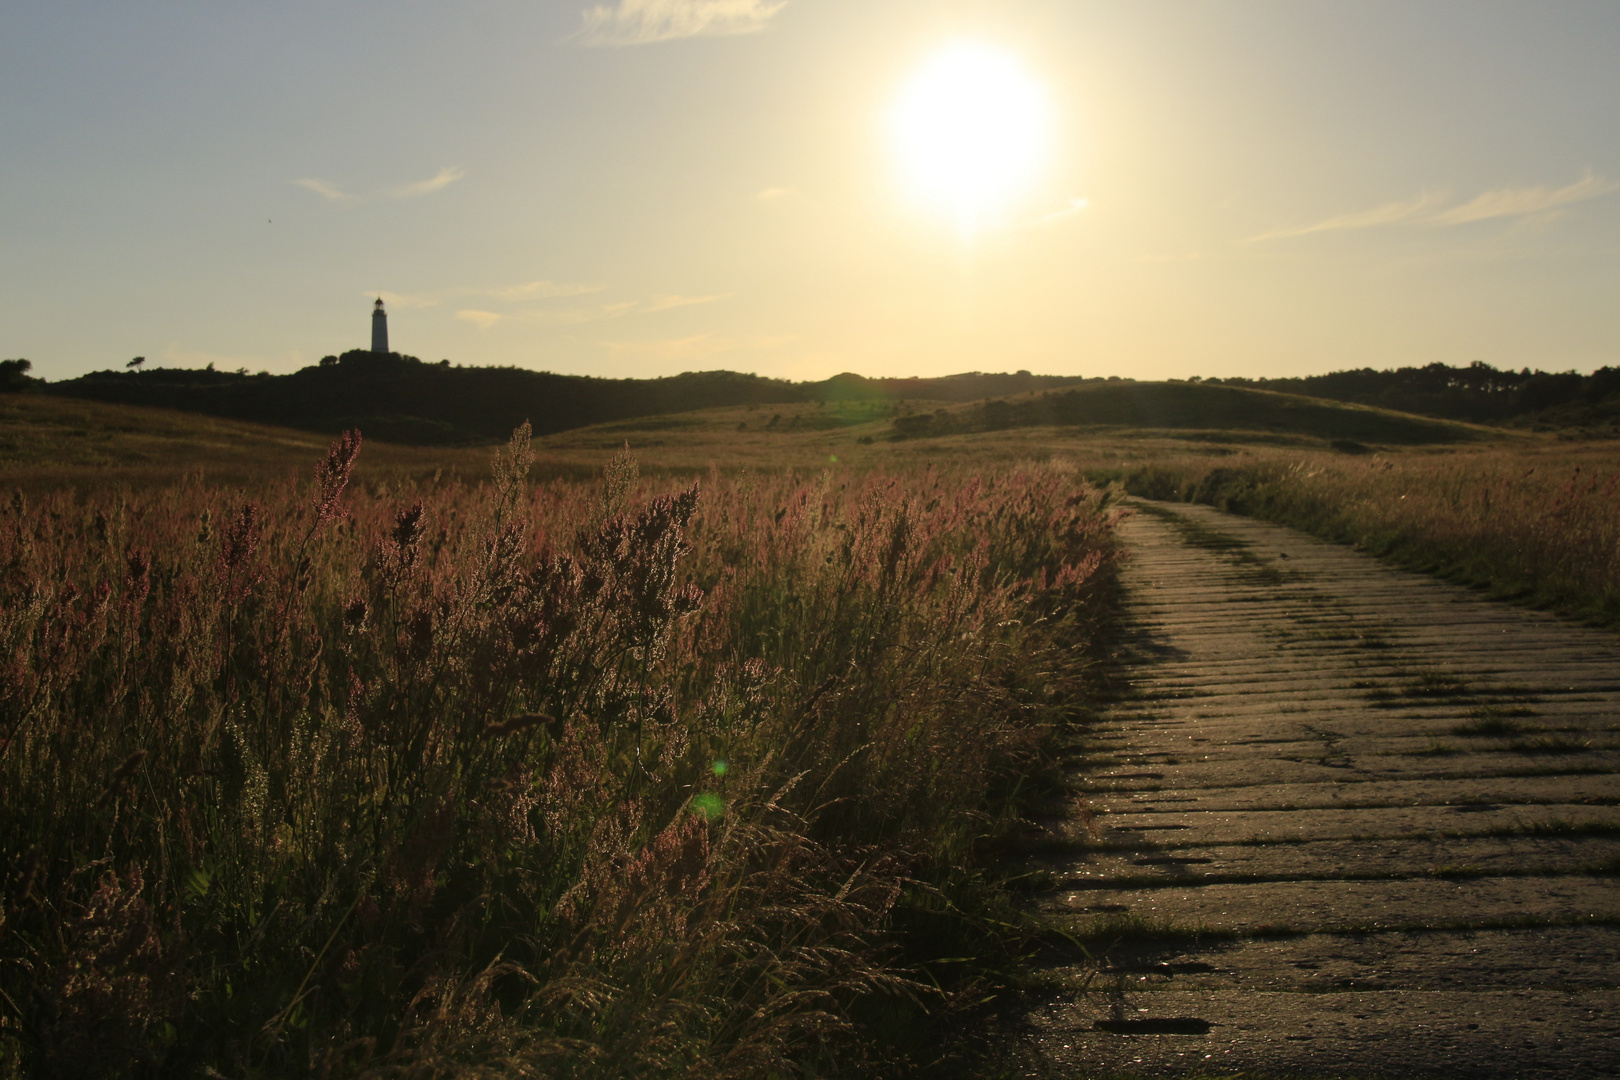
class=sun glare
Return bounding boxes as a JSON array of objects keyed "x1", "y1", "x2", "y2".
[{"x1": 890, "y1": 42, "x2": 1050, "y2": 234}]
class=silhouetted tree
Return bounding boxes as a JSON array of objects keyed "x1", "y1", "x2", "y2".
[{"x1": 0, "y1": 359, "x2": 38, "y2": 393}]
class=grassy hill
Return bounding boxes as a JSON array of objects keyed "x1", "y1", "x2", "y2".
[
  {"x1": 887, "y1": 380, "x2": 1481, "y2": 446},
  {"x1": 37, "y1": 353, "x2": 1095, "y2": 446},
  {"x1": 1209, "y1": 361, "x2": 1620, "y2": 433},
  {"x1": 0, "y1": 394, "x2": 492, "y2": 491},
  {"x1": 0, "y1": 376, "x2": 1492, "y2": 493},
  {"x1": 23, "y1": 353, "x2": 1619, "y2": 445}
]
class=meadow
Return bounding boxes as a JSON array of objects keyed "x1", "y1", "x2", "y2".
[
  {"x1": 0, "y1": 420, "x2": 1120, "y2": 1078},
  {"x1": 3, "y1": 385, "x2": 1617, "y2": 1077}
]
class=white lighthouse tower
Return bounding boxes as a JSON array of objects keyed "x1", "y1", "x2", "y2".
[{"x1": 371, "y1": 298, "x2": 389, "y2": 354}]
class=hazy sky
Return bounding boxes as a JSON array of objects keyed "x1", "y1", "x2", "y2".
[{"x1": 4, "y1": 1, "x2": 1619, "y2": 382}]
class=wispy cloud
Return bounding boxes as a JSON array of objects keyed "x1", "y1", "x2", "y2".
[
  {"x1": 1248, "y1": 172, "x2": 1616, "y2": 242},
  {"x1": 755, "y1": 186, "x2": 793, "y2": 202},
  {"x1": 387, "y1": 166, "x2": 466, "y2": 199},
  {"x1": 483, "y1": 279, "x2": 605, "y2": 302},
  {"x1": 1247, "y1": 191, "x2": 1445, "y2": 242},
  {"x1": 294, "y1": 167, "x2": 465, "y2": 204},
  {"x1": 368, "y1": 290, "x2": 440, "y2": 309},
  {"x1": 516, "y1": 295, "x2": 725, "y2": 323},
  {"x1": 292, "y1": 178, "x2": 357, "y2": 203},
  {"x1": 599, "y1": 333, "x2": 792, "y2": 363},
  {"x1": 359, "y1": 282, "x2": 719, "y2": 327},
  {"x1": 1428, "y1": 172, "x2": 1617, "y2": 226},
  {"x1": 1034, "y1": 196, "x2": 1089, "y2": 226},
  {"x1": 358, "y1": 281, "x2": 602, "y2": 309},
  {"x1": 642, "y1": 293, "x2": 728, "y2": 314},
  {"x1": 456, "y1": 309, "x2": 501, "y2": 330},
  {"x1": 571, "y1": 0, "x2": 786, "y2": 47},
  {"x1": 520, "y1": 302, "x2": 640, "y2": 325},
  {"x1": 1133, "y1": 251, "x2": 1205, "y2": 264}
]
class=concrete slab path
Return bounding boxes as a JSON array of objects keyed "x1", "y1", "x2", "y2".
[{"x1": 1028, "y1": 500, "x2": 1620, "y2": 1079}]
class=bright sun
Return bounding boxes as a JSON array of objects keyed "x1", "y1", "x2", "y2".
[{"x1": 890, "y1": 42, "x2": 1050, "y2": 233}]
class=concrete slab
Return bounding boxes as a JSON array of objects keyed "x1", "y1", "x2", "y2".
[{"x1": 1026, "y1": 501, "x2": 1620, "y2": 1078}]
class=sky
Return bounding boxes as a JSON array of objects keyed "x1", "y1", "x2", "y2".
[{"x1": 3, "y1": 0, "x2": 1619, "y2": 383}]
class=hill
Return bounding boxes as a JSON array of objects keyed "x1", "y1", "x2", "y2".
[
  {"x1": 0, "y1": 393, "x2": 492, "y2": 490},
  {"x1": 1207, "y1": 361, "x2": 1620, "y2": 433},
  {"x1": 32, "y1": 352, "x2": 1094, "y2": 445},
  {"x1": 887, "y1": 380, "x2": 1479, "y2": 446}
]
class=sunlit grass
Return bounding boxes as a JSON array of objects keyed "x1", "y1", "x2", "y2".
[{"x1": 0, "y1": 424, "x2": 1123, "y2": 1077}]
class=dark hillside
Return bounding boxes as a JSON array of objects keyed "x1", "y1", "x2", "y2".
[
  {"x1": 890, "y1": 381, "x2": 1476, "y2": 445},
  {"x1": 808, "y1": 369, "x2": 1090, "y2": 402},
  {"x1": 1210, "y1": 361, "x2": 1620, "y2": 431},
  {"x1": 43, "y1": 355, "x2": 1095, "y2": 444},
  {"x1": 49, "y1": 352, "x2": 813, "y2": 444}
]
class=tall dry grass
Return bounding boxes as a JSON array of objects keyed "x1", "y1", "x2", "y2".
[
  {"x1": 0, "y1": 426, "x2": 1120, "y2": 1078},
  {"x1": 1114, "y1": 444, "x2": 1620, "y2": 624}
]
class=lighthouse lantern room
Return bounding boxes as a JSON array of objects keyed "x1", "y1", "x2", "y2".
[{"x1": 371, "y1": 298, "x2": 389, "y2": 354}]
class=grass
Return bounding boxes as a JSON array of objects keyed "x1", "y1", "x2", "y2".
[
  {"x1": 0, "y1": 423, "x2": 1125, "y2": 1078},
  {"x1": 0, "y1": 394, "x2": 495, "y2": 493},
  {"x1": 1107, "y1": 440, "x2": 1620, "y2": 628},
  {"x1": 4, "y1": 388, "x2": 1616, "y2": 1076}
]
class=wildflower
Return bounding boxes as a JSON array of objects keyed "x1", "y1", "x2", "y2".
[
  {"x1": 123, "y1": 549, "x2": 151, "y2": 604},
  {"x1": 313, "y1": 429, "x2": 362, "y2": 525},
  {"x1": 220, "y1": 502, "x2": 260, "y2": 573},
  {"x1": 392, "y1": 501, "x2": 425, "y2": 548}
]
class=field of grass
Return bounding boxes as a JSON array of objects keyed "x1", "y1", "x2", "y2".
[
  {"x1": 0, "y1": 396, "x2": 496, "y2": 493},
  {"x1": 3, "y1": 382, "x2": 1616, "y2": 1076},
  {"x1": 0, "y1": 419, "x2": 1122, "y2": 1078}
]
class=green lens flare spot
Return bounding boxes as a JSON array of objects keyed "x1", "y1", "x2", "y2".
[
  {"x1": 712, "y1": 759, "x2": 728, "y2": 777},
  {"x1": 691, "y1": 792, "x2": 725, "y2": 821}
]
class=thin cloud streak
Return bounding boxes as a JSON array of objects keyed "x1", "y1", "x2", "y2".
[
  {"x1": 484, "y1": 280, "x2": 604, "y2": 301},
  {"x1": 1249, "y1": 173, "x2": 1617, "y2": 242},
  {"x1": 1247, "y1": 192, "x2": 1445, "y2": 242},
  {"x1": 292, "y1": 178, "x2": 357, "y2": 203},
  {"x1": 455, "y1": 310, "x2": 501, "y2": 330},
  {"x1": 294, "y1": 168, "x2": 465, "y2": 204},
  {"x1": 1034, "y1": 196, "x2": 1089, "y2": 226},
  {"x1": 348, "y1": 284, "x2": 707, "y2": 327},
  {"x1": 1428, "y1": 172, "x2": 1617, "y2": 226},
  {"x1": 516, "y1": 295, "x2": 725, "y2": 323},
  {"x1": 518, "y1": 302, "x2": 640, "y2": 325},
  {"x1": 642, "y1": 293, "x2": 728, "y2": 313},
  {"x1": 387, "y1": 166, "x2": 466, "y2": 199},
  {"x1": 368, "y1": 290, "x2": 440, "y2": 309},
  {"x1": 571, "y1": 0, "x2": 786, "y2": 47},
  {"x1": 358, "y1": 282, "x2": 603, "y2": 309}
]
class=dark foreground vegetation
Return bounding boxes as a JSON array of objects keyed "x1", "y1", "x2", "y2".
[{"x1": 0, "y1": 427, "x2": 1120, "y2": 1078}]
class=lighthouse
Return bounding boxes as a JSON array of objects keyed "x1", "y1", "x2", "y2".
[{"x1": 371, "y1": 298, "x2": 389, "y2": 354}]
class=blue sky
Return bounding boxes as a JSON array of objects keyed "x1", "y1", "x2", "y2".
[{"x1": 3, "y1": 1, "x2": 1618, "y2": 382}]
